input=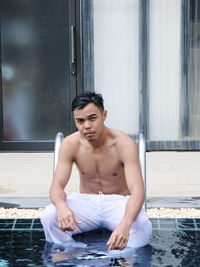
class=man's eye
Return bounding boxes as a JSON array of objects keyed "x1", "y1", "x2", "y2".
[{"x1": 90, "y1": 117, "x2": 96, "y2": 121}]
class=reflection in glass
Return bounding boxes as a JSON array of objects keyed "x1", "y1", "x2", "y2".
[{"x1": 1, "y1": 0, "x2": 71, "y2": 141}]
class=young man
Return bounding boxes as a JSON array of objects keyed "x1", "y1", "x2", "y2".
[{"x1": 41, "y1": 91, "x2": 152, "y2": 251}]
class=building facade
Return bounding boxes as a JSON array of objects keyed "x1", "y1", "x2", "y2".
[{"x1": 0, "y1": 0, "x2": 200, "y2": 151}]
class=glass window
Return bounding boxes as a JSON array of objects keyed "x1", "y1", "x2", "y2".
[
  {"x1": 148, "y1": 0, "x2": 200, "y2": 142},
  {"x1": 1, "y1": 0, "x2": 72, "y2": 141},
  {"x1": 185, "y1": 0, "x2": 200, "y2": 138},
  {"x1": 148, "y1": 0, "x2": 181, "y2": 141},
  {"x1": 93, "y1": 0, "x2": 139, "y2": 136}
]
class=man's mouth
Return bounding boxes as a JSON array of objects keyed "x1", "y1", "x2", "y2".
[{"x1": 84, "y1": 132, "x2": 94, "y2": 137}]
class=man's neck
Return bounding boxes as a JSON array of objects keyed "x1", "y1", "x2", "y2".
[{"x1": 88, "y1": 127, "x2": 108, "y2": 150}]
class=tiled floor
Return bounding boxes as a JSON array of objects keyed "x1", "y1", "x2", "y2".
[
  {"x1": 0, "y1": 218, "x2": 43, "y2": 231},
  {"x1": 151, "y1": 218, "x2": 200, "y2": 231}
]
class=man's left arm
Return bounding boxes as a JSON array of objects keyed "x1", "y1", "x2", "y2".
[{"x1": 107, "y1": 137, "x2": 144, "y2": 251}]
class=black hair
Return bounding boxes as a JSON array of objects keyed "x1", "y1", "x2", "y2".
[{"x1": 71, "y1": 91, "x2": 104, "y2": 112}]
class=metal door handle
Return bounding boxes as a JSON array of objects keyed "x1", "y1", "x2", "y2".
[{"x1": 71, "y1": 25, "x2": 75, "y2": 64}]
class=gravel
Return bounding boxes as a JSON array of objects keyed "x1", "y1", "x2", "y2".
[
  {"x1": 147, "y1": 208, "x2": 200, "y2": 218},
  {"x1": 0, "y1": 207, "x2": 200, "y2": 219},
  {"x1": 0, "y1": 208, "x2": 44, "y2": 219}
]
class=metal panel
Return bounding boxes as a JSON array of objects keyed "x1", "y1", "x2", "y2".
[
  {"x1": 146, "y1": 140, "x2": 200, "y2": 151},
  {"x1": 81, "y1": 0, "x2": 94, "y2": 92},
  {"x1": 181, "y1": 0, "x2": 190, "y2": 137},
  {"x1": 139, "y1": 0, "x2": 149, "y2": 138}
]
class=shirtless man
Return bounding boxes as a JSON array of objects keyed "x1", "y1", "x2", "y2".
[{"x1": 41, "y1": 91, "x2": 152, "y2": 251}]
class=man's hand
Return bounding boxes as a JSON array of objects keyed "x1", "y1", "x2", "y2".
[
  {"x1": 57, "y1": 205, "x2": 81, "y2": 232},
  {"x1": 106, "y1": 221, "x2": 131, "y2": 250}
]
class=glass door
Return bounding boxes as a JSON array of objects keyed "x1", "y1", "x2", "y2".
[{"x1": 0, "y1": 0, "x2": 81, "y2": 150}]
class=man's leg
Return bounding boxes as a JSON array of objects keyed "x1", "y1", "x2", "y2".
[
  {"x1": 41, "y1": 203, "x2": 72, "y2": 244},
  {"x1": 41, "y1": 193, "x2": 101, "y2": 244},
  {"x1": 126, "y1": 208, "x2": 152, "y2": 248},
  {"x1": 102, "y1": 195, "x2": 152, "y2": 248}
]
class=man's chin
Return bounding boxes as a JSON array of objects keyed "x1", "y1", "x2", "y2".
[
  {"x1": 87, "y1": 138, "x2": 96, "y2": 142},
  {"x1": 83, "y1": 133, "x2": 96, "y2": 141},
  {"x1": 85, "y1": 136, "x2": 97, "y2": 142}
]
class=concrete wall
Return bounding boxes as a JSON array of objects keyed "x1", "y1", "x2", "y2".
[{"x1": 1, "y1": 152, "x2": 200, "y2": 198}]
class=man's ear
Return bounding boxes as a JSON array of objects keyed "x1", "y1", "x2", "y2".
[{"x1": 103, "y1": 110, "x2": 107, "y2": 121}]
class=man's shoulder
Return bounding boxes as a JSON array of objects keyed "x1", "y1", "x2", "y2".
[
  {"x1": 109, "y1": 129, "x2": 138, "y2": 161},
  {"x1": 110, "y1": 129, "x2": 135, "y2": 146},
  {"x1": 62, "y1": 131, "x2": 81, "y2": 148},
  {"x1": 59, "y1": 132, "x2": 81, "y2": 160},
  {"x1": 108, "y1": 129, "x2": 137, "y2": 157}
]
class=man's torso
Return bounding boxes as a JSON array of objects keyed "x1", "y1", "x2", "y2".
[{"x1": 69, "y1": 129, "x2": 130, "y2": 195}]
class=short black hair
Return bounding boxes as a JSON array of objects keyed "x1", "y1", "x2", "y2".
[{"x1": 71, "y1": 91, "x2": 104, "y2": 112}]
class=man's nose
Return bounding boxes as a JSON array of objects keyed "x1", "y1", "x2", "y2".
[{"x1": 84, "y1": 120, "x2": 91, "y2": 129}]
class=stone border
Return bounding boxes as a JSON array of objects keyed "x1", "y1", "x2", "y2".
[{"x1": 0, "y1": 207, "x2": 200, "y2": 219}]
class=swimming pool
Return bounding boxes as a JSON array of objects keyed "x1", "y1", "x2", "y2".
[{"x1": 0, "y1": 218, "x2": 200, "y2": 266}]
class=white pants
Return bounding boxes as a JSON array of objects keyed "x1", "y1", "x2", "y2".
[{"x1": 41, "y1": 193, "x2": 152, "y2": 248}]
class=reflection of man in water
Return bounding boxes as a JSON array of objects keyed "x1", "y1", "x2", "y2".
[{"x1": 41, "y1": 91, "x2": 152, "y2": 251}]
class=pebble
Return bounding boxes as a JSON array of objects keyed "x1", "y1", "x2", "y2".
[
  {"x1": 0, "y1": 207, "x2": 200, "y2": 219},
  {"x1": 147, "y1": 208, "x2": 200, "y2": 218},
  {"x1": 0, "y1": 207, "x2": 44, "y2": 219}
]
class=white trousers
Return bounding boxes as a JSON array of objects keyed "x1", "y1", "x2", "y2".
[{"x1": 41, "y1": 193, "x2": 152, "y2": 248}]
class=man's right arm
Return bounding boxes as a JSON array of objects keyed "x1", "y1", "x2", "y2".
[{"x1": 49, "y1": 137, "x2": 81, "y2": 232}]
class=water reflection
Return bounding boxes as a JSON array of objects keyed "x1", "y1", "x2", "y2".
[
  {"x1": 0, "y1": 226, "x2": 200, "y2": 266},
  {"x1": 42, "y1": 229, "x2": 152, "y2": 266},
  {"x1": 151, "y1": 229, "x2": 200, "y2": 266}
]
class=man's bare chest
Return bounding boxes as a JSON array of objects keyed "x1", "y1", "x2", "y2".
[{"x1": 75, "y1": 148, "x2": 123, "y2": 178}]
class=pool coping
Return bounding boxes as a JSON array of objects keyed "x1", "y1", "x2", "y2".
[
  {"x1": 1, "y1": 197, "x2": 200, "y2": 209},
  {"x1": 0, "y1": 218, "x2": 200, "y2": 232}
]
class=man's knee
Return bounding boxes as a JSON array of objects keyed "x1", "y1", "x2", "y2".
[
  {"x1": 127, "y1": 209, "x2": 152, "y2": 248},
  {"x1": 40, "y1": 204, "x2": 58, "y2": 227},
  {"x1": 134, "y1": 209, "x2": 151, "y2": 228}
]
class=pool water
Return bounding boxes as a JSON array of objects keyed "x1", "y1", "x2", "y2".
[{"x1": 0, "y1": 218, "x2": 200, "y2": 267}]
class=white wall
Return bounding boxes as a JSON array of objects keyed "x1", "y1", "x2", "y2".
[
  {"x1": 149, "y1": 0, "x2": 181, "y2": 140},
  {"x1": 93, "y1": 0, "x2": 139, "y2": 135}
]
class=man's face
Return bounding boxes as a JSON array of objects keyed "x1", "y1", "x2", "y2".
[{"x1": 73, "y1": 103, "x2": 107, "y2": 142}]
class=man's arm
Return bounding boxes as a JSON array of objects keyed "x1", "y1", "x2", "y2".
[
  {"x1": 107, "y1": 136, "x2": 144, "y2": 250},
  {"x1": 50, "y1": 137, "x2": 81, "y2": 232}
]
